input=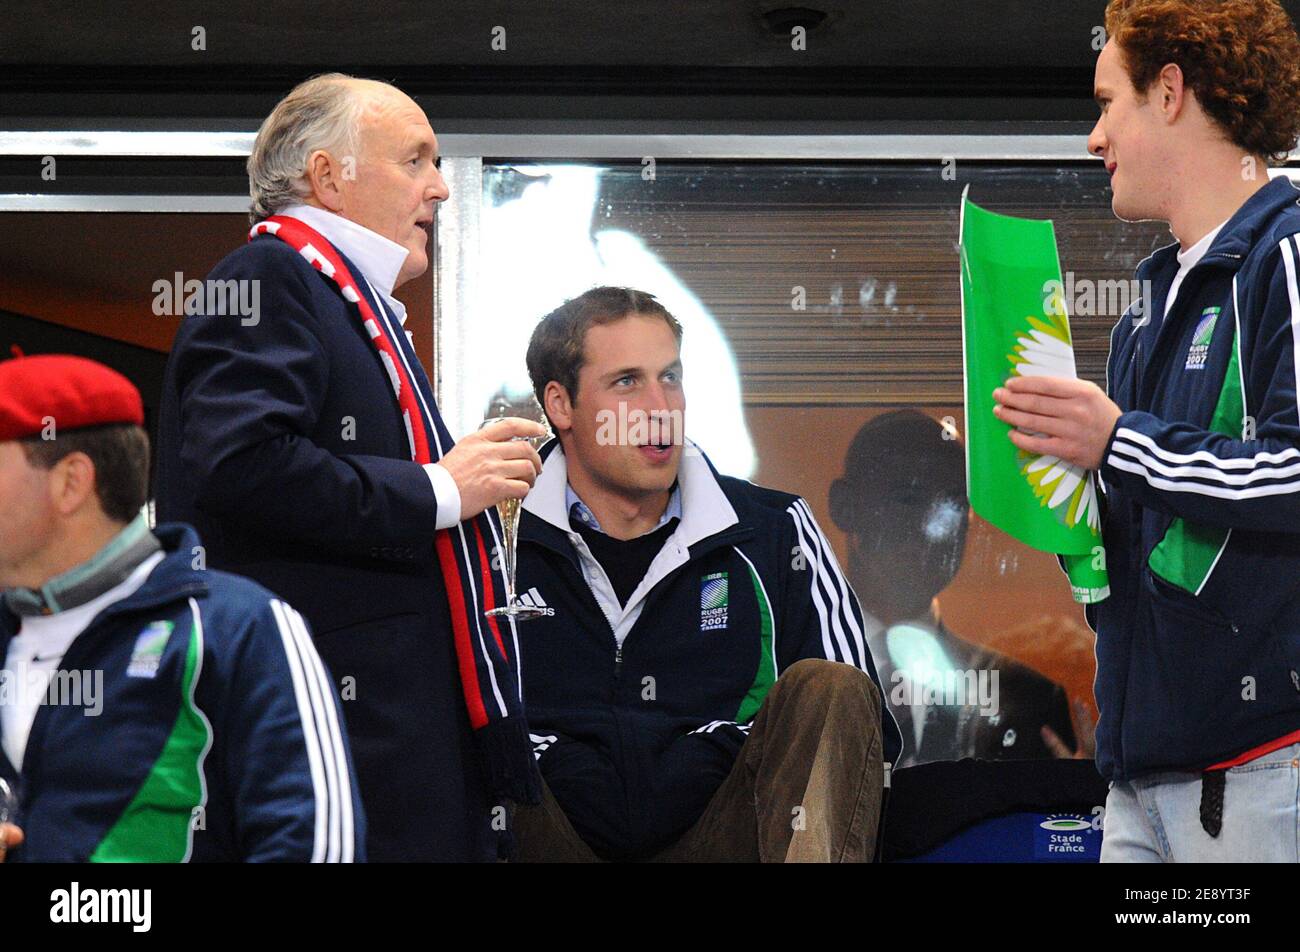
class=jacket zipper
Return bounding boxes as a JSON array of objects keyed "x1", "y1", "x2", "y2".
[
  {"x1": 614, "y1": 643, "x2": 623, "y2": 679},
  {"x1": 1133, "y1": 339, "x2": 1143, "y2": 406},
  {"x1": 1114, "y1": 248, "x2": 1244, "y2": 778}
]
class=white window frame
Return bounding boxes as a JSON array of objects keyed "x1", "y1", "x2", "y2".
[{"x1": 5, "y1": 129, "x2": 1296, "y2": 430}]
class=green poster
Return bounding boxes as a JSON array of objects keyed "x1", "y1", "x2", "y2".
[{"x1": 958, "y1": 187, "x2": 1110, "y2": 604}]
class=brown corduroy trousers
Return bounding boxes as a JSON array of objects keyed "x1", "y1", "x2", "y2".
[{"x1": 512, "y1": 658, "x2": 885, "y2": 863}]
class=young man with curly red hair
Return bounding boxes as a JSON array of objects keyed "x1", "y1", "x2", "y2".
[{"x1": 994, "y1": 0, "x2": 1300, "y2": 861}]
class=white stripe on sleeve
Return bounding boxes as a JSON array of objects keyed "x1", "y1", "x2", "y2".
[
  {"x1": 284, "y1": 604, "x2": 356, "y2": 863},
  {"x1": 786, "y1": 504, "x2": 837, "y2": 661},
  {"x1": 270, "y1": 599, "x2": 330, "y2": 863},
  {"x1": 1280, "y1": 235, "x2": 1300, "y2": 428},
  {"x1": 789, "y1": 500, "x2": 862, "y2": 667},
  {"x1": 795, "y1": 499, "x2": 868, "y2": 669}
]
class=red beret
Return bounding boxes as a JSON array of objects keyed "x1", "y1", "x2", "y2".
[{"x1": 0, "y1": 354, "x2": 144, "y2": 443}]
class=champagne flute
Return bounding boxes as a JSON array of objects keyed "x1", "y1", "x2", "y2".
[
  {"x1": 481, "y1": 398, "x2": 551, "y2": 621},
  {"x1": 0, "y1": 776, "x2": 18, "y2": 860}
]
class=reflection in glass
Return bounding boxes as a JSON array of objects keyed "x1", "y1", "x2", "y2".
[
  {"x1": 463, "y1": 159, "x2": 1172, "y2": 766},
  {"x1": 473, "y1": 165, "x2": 756, "y2": 477}
]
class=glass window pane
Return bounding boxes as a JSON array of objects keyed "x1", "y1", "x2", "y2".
[{"x1": 476, "y1": 160, "x2": 1171, "y2": 767}]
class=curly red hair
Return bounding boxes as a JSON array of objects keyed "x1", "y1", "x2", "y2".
[{"x1": 1105, "y1": 0, "x2": 1300, "y2": 162}]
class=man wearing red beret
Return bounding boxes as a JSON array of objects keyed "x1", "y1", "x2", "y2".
[{"x1": 0, "y1": 353, "x2": 365, "y2": 862}]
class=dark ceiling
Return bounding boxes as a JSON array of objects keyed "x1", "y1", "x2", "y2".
[
  {"x1": 1, "y1": 1, "x2": 1117, "y2": 68},
  {"x1": 11, "y1": 0, "x2": 1294, "y2": 130}
]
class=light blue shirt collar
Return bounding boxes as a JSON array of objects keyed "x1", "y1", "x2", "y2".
[{"x1": 566, "y1": 483, "x2": 682, "y2": 536}]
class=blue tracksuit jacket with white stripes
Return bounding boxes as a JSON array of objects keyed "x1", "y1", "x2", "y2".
[
  {"x1": 1092, "y1": 175, "x2": 1300, "y2": 781},
  {"x1": 515, "y1": 442, "x2": 902, "y2": 859},
  {"x1": 0, "y1": 524, "x2": 365, "y2": 862}
]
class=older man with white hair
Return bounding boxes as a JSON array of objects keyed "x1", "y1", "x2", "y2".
[{"x1": 155, "y1": 74, "x2": 544, "y2": 862}]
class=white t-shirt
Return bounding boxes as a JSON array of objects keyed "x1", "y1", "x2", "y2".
[
  {"x1": 1163, "y1": 218, "x2": 1231, "y2": 322},
  {"x1": 0, "y1": 551, "x2": 164, "y2": 770}
]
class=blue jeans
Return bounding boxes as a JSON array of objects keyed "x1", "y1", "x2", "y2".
[{"x1": 1101, "y1": 742, "x2": 1300, "y2": 862}]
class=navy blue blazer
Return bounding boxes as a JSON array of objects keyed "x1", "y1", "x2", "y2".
[{"x1": 154, "y1": 234, "x2": 496, "y2": 861}]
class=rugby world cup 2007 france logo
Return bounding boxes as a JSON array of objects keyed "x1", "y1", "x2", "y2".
[
  {"x1": 1185, "y1": 307, "x2": 1219, "y2": 371},
  {"x1": 700, "y1": 572, "x2": 729, "y2": 631}
]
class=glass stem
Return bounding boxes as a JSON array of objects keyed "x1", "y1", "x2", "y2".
[{"x1": 503, "y1": 532, "x2": 519, "y2": 606}]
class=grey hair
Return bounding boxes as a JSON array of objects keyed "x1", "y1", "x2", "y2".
[{"x1": 246, "y1": 72, "x2": 372, "y2": 223}]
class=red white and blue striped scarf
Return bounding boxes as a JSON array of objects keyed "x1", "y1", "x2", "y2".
[{"x1": 249, "y1": 215, "x2": 540, "y2": 820}]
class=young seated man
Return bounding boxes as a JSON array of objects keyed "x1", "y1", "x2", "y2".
[
  {"x1": 0, "y1": 354, "x2": 363, "y2": 862},
  {"x1": 511, "y1": 286, "x2": 901, "y2": 862}
]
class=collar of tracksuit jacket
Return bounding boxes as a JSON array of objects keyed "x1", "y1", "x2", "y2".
[
  {"x1": 1103, "y1": 176, "x2": 1298, "y2": 500},
  {"x1": 0, "y1": 524, "x2": 204, "y2": 646},
  {"x1": 0, "y1": 523, "x2": 205, "y2": 784},
  {"x1": 1124, "y1": 177, "x2": 1297, "y2": 395},
  {"x1": 521, "y1": 440, "x2": 752, "y2": 646}
]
